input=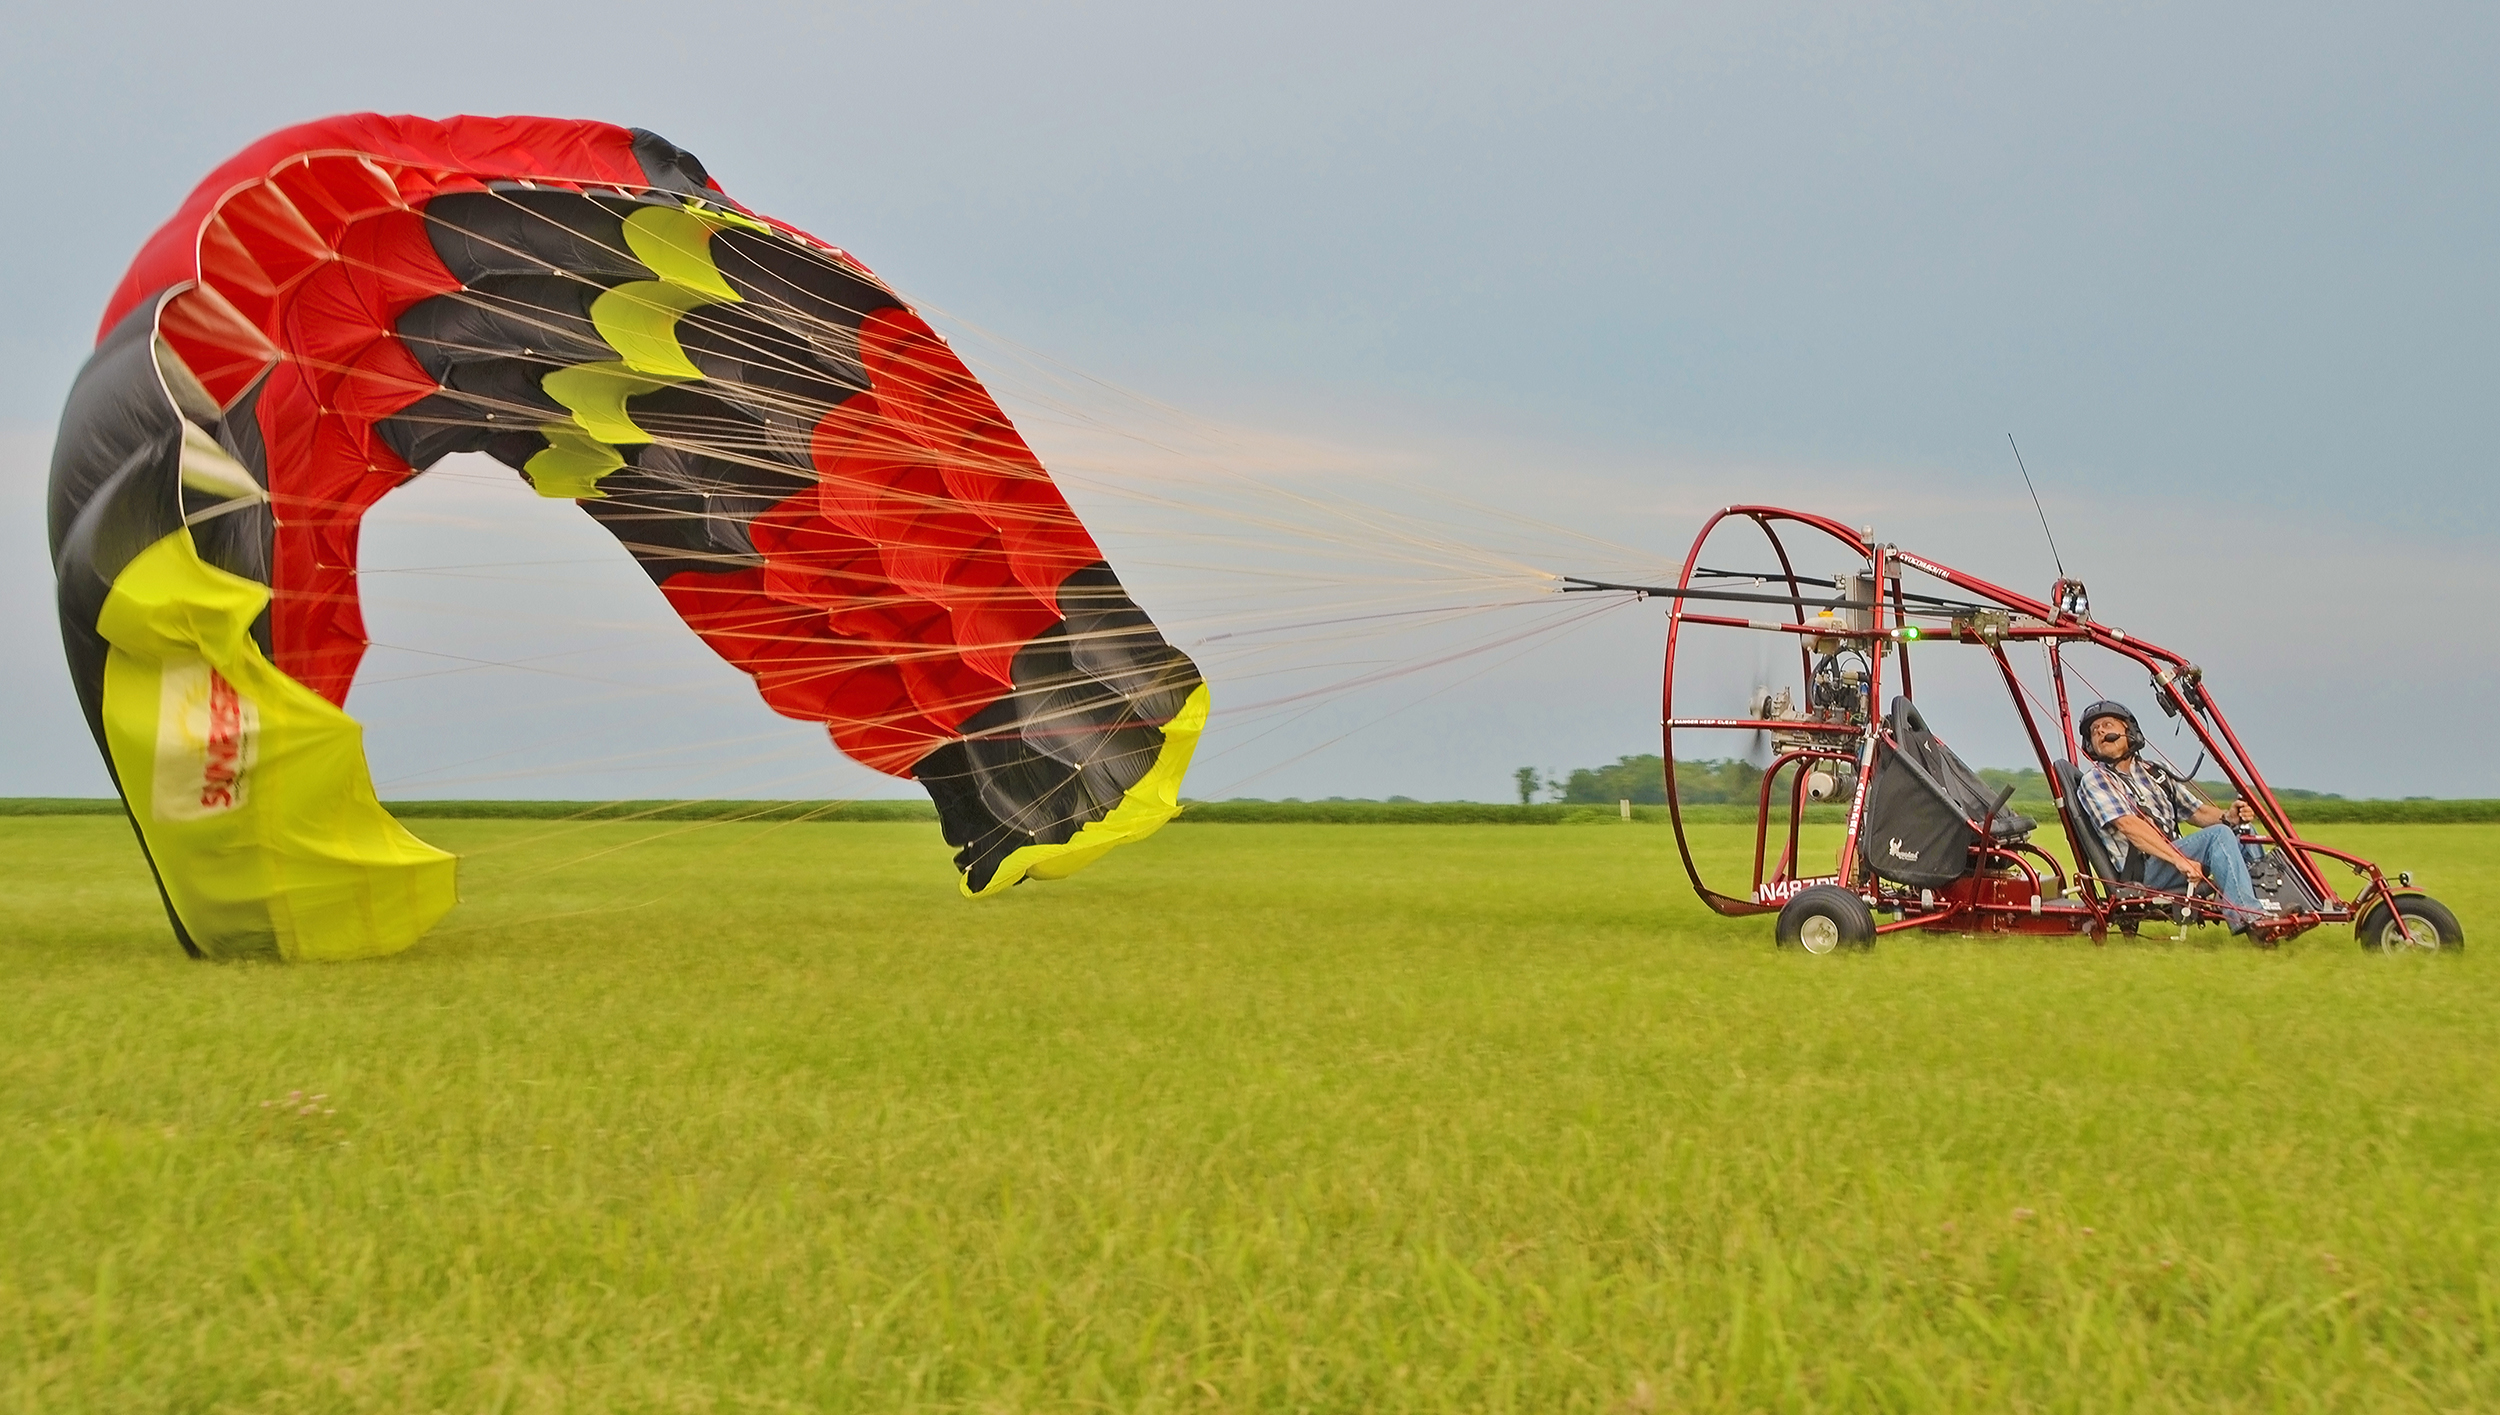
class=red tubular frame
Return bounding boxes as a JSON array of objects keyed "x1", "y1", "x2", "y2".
[{"x1": 1656, "y1": 506, "x2": 2410, "y2": 943}]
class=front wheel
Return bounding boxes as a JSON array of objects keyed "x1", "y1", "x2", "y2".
[
  {"x1": 2357, "y1": 895, "x2": 2463, "y2": 953},
  {"x1": 1777, "y1": 885, "x2": 1876, "y2": 954}
]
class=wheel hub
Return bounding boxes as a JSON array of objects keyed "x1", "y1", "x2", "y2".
[
  {"x1": 2381, "y1": 913, "x2": 2440, "y2": 952},
  {"x1": 1799, "y1": 915, "x2": 1842, "y2": 955}
]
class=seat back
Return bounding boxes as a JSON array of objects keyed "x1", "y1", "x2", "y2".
[
  {"x1": 1859, "y1": 735, "x2": 1981, "y2": 888},
  {"x1": 2053, "y1": 758, "x2": 2129, "y2": 885},
  {"x1": 1887, "y1": 698, "x2": 2034, "y2": 839}
]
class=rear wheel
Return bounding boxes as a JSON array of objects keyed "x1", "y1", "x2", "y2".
[
  {"x1": 2357, "y1": 895, "x2": 2463, "y2": 953},
  {"x1": 1777, "y1": 885, "x2": 1876, "y2": 954}
]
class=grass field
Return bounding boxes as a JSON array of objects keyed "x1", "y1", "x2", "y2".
[{"x1": 2, "y1": 815, "x2": 2494, "y2": 1412}]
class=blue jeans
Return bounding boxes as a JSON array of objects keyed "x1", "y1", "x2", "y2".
[{"x1": 2140, "y1": 824, "x2": 2261, "y2": 926}]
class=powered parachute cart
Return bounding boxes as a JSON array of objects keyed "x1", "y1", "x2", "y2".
[{"x1": 1568, "y1": 506, "x2": 2462, "y2": 954}]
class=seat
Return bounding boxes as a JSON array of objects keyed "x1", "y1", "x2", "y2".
[
  {"x1": 2053, "y1": 757, "x2": 2178, "y2": 937},
  {"x1": 2052, "y1": 758, "x2": 2129, "y2": 887},
  {"x1": 1857, "y1": 697, "x2": 2035, "y2": 889},
  {"x1": 1889, "y1": 699, "x2": 2034, "y2": 840}
]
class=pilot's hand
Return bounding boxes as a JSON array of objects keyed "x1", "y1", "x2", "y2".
[{"x1": 2176, "y1": 857, "x2": 2209, "y2": 887}]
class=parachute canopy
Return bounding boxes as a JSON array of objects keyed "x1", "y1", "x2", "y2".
[{"x1": 51, "y1": 114, "x2": 1207, "y2": 961}]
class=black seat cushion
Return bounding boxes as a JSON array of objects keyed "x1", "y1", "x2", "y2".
[
  {"x1": 1859, "y1": 697, "x2": 2033, "y2": 888},
  {"x1": 1890, "y1": 699, "x2": 2034, "y2": 840}
]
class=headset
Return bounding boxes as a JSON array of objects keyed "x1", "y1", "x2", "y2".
[{"x1": 2077, "y1": 700, "x2": 2145, "y2": 761}]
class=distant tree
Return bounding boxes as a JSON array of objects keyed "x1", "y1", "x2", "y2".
[
  {"x1": 1563, "y1": 755, "x2": 1659, "y2": 804},
  {"x1": 1514, "y1": 766, "x2": 1542, "y2": 805},
  {"x1": 1559, "y1": 755, "x2": 1768, "y2": 805},
  {"x1": 1975, "y1": 766, "x2": 2050, "y2": 800},
  {"x1": 1675, "y1": 759, "x2": 1764, "y2": 804},
  {"x1": 1551, "y1": 753, "x2": 2343, "y2": 809},
  {"x1": 1972, "y1": 765, "x2": 2337, "y2": 803}
]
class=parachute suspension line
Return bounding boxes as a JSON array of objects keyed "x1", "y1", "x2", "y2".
[
  {"x1": 352, "y1": 370, "x2": 1630, "y2": 790},
  {"x1": 1195, "y1": 594, "x2": 1635, "y2": 799},
  {"x1": 349, "y1": 578, "x2": 1601, "y2": 823},
  {"x1": 920, "y1": 291, "x2": 1666, "y2": 566},
  {"x1": 419, "y1": 790, "x2": 890, "y2": 934},
  {"x1": 1183, "y1": 598, "x2": 1621, "y2": 770},
  {"x1": 388, "y1": 193, "x2": 1611, "y2": 594},
  {"x1": 1201, "y1": 595, "x2": 1631, "y2": 722},
  {"x1": 347, "y1": 527, "x2": 1635, "y2": 808},
  {"x1": 377, "y1": 705, "x2": 954, "y2": 870},
  {"x1": 454, "y1": 783, "x2": 869, "y2": 871},
  {"x1": 405, "y1": 190, "x2": 1644, "y2": 594}
]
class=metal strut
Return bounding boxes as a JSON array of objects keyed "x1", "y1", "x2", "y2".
[{"x1": 1560, "y1": 575, "x2": 1998, "y2": 616}]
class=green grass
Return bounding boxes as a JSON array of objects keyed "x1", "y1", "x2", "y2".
[{"x1": 1, "y1": 818, "x2": 2493, "y2": 1412}]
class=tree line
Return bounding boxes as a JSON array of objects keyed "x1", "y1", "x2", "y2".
[
  {"x1": 1518, "y1": 757, "x2": 2345, "y2": 807},
  {"x1": 1518, "y1": 756, "x2": 1762, "y2": 806}
]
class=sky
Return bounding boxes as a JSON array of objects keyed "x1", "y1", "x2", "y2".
[{"x1": 4, "y1": 0, "x2": 2494, "y2": 801}]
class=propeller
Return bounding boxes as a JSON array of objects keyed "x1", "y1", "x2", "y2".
[{"x1": 1744, "y1": 633, "x2": 1775, "y2": 768}]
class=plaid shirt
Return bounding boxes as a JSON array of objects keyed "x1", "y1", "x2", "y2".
[{"x1": 2073, "y1": 757, "x2": 2206, "y2": 870}]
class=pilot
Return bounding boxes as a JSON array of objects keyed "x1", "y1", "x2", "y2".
[{"x1": 2072, "y1": 701, "x2": 2262, "y2": 929}]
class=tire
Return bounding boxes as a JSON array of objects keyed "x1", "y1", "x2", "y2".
[
  {"x1": 1777, "y1": 885, "x2": 1877, "y2": 954},
  {"x1": 2356, "y1": 895, "x2": 2463, "y2": 953}
]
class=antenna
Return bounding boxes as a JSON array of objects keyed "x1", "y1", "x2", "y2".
[{"x1": 2006, "y1": 434, "x2": 2066, "y2": 579}]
